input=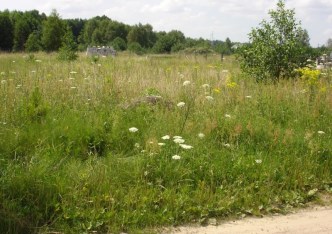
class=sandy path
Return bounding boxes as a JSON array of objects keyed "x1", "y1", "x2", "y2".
[{"x1": 166, "y1": 206, "x2": 332, "y2": 234}]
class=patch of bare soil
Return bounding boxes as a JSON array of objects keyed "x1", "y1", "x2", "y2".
[{"x1": 163, "y1": 194, "x2": 332, "y2": 234}]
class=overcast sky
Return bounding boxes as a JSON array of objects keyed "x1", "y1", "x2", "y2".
[{"x1": 1, "y1": 0, "x2": 331, "y2": 46}]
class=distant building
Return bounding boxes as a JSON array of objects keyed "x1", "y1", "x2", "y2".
[{"x1": 86, "y1": 46, "x2": 117, "y2": 57}]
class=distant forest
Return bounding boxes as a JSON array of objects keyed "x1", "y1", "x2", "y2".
[{"x1": 0, "y1": 9, "x2": 329, "y2": 55}]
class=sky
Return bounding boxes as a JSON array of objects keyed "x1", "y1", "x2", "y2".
[{"x1": 1, "y1": 0, "x2": 331, "y2": 47}]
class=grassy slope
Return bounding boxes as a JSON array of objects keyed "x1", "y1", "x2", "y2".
[{"x1": 0, "y1": 52, "x2": 331, "y2": 233}]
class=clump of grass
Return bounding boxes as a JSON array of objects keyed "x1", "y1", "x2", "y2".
[{"x1": 0, "y1": 52, "x2": 331, "y2": 233}]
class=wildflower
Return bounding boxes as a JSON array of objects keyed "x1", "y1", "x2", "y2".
[
  {"x1": 97, "y1": 64, "x2": 101, "y2": 67},
  {"x1": 245, "y1": 95, "x2": 252, "y2": 99},
  {"x1": 69, "y1": 77, "x2": 75, "y2": 80},
  {"x1": 1, "y1": 80, "x2": 6, "y2": 84},
  {"x1": 158, "y1": 142, "x2": 166, "y2": 146},
  {"x1": 161, "y1": 135, "x2": 170, "y2": 140},
  {"x1": 179, "y1": 73, "x2": 184, "y2": 78},
  {"x1": 317, "y1": 131, "x2": 325, "y2": 135},
  {"x1": 134, "y1": 143, "x2": 140, "y2": 148},
  {"x1": 70, "y1": 86, "x2": 77, "y2": 89},
  {"x1": 0, "y1": 72, "x2": 5, "y2": 76},
  {"x1": 198, "y1": 133, "x2": 205, "y2": 138},
  {"x1": 226, "y1": 82, "x2": 237, "y2": 88},
  {"x1": 255, "y1": 159, "x2": 262, "y2": 164},
  {"x1": 172, "y1": 155, "x2": 181, "y2": 160},
  {"x1": 202, "y1": 84, "x2": 210, "y2": 89},
  {"x1": 205, "y1": 96, "x2": 214, "y2": 101},
  {"x1": 10, "y1": 71, "x2": 16, "y2": 74},
  {"x1": 179, "y1": 144, "x2": 193, "y2": 149},
  {"x1": 183, "y1": 80, "x2": 191, "y2": 86},
  {"x1": 129, "y1": 127, "x2": 138, "y2": 133},
  {"x1": 35, "y1": 59, "x2": 42, "y2": 62},
  {"x1": 16, "y1": 84, "x2": 22, "y2": 89},
  {"x1": 222, "y1": 69, "x2": 229, "y2": 73},
  {"x1": 173, "y1": 138, "x2": 185, "y2": 144},
  {"x1": 225, "y1": 114, "x2": 231, "y2": 118},
  {"x1": 70, "y1": 71, "x2": 77, "y2": 74},
  {"x1": 177, "y1": 102, "x2": 185, "y2": 108},
  {"x1": 214, "y1": 88, "x2": 221, "y2": 94},
  {"x1": 222, "y1": 143, "x2": 231, "y2": 148},
  {"x1": 12, "y1": 60, "x2": 15, "y2": 63},
  {"x1": 31, "y1": 70, "x2": 36, "y2": 73}
]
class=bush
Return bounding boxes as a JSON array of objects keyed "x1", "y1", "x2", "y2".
[{"x1": 238, "y1": 0, "x2": 310, "y2": 81}]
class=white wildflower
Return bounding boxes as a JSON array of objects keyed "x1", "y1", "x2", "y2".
[
  {"x1": 161, "y1": 135, "x2": 170, "y2": 140},
  {"x1": 172, "y1": 155, "x2": 181, "y2": 160},
  {"x1": 70, "y1": 71, "x2": 77, "y2": 74},
  {"x1": 183, "y1": 80, "x2": 191, "y2": 86},
  {"x1": 317, "y1": 131, "x2": 325, "y2": 135},
  {"x1": 205, "y1": 96, "x2": 214, "y2": 101},
  {"x1": 0, "y1": 72, "x2": 5, "y2": 75},
  {"x1": 35, "y1": 59, "x2": 42, "y2": 62},
  {"x1": 222, "y1": 143, "x2": 231, "y2": 148},
  {"x1": 129, "y1": 127, "x2": 138, "y2": 133},
  {"x1": 173, "y1": 138, "x2": 185, "y2": 144},
  {"x1": 202, "y1": 84, "x2": 210, "y2": 89},
  {"x1": 179, "y1": 144, "x2": 193, "y2": 149},
  {"x1": 1, "y1": 80, "x2": 7, "y2": 84},
  {"x1": 158, "y1": 142, "x2": 166, "y2": 146},
  {"x1": 245, "y1": 95, "x2": 252, "y2": 99},
  {"x1": 198, "y1": 133, "x2": 205, "y2": 138},
  {"x1": 225, "y1": 114, "x2": 231, "y2": 118},
  {"x1": 70, "y1": 86, "x2": 77, "y2": 89},
  {"x1": 177, "y1": 102, "x2": 185, "y2": 108},
  {"x1": 255, "y1": 159, "x2": 262, "y2": 164},
  {"x1": 134, "y1": 143, "x2": 140, "y2": 148}
]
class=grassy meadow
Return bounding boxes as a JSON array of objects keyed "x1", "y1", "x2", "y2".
[{"x1": 0, "y1": 52, "x2": 331, "y2": 233}]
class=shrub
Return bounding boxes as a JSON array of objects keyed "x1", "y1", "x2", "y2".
[{"x1": 238, "y1": 0, "x2": 310, "y2": 81}]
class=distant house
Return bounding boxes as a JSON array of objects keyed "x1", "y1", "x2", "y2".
[{"x1": 86, "y1": 46, "x2": 117, "y2": 57}]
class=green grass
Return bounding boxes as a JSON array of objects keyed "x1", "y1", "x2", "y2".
[{"x1": 0, "y1": 52, "x2": 331, "y2": 233}]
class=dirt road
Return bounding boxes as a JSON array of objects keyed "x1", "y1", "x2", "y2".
[{"x1": 168, "y1": 206, "x2": 332, "y2": 234}]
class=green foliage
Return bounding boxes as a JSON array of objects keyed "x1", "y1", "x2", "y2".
[
  {"x1": 111, "y1": 37, "x2": 127, "y2": 51},
  {"x1": 153, "y1": 30, "x2": 185, "y2": 53},
  {"x1": 238, "y1": 0, "x2": 310, "y2": 81},
  {"x1": 0, "y1": 11, "x2": 14, "y2": 51},
  {"x1": 127, "y1": 23, "x2": 156, "y2": 49},
  {"x1": 128, "y1": 42, "x2": 145, "y2": 55},
  {"x1": 25, "y1": 31, "x2": 41, "y2": 52},
  {"x1": 41, "y1": 9, "x2": 66, "y2": 52},
  {"x1": 57, "y1": 26, "x2": 78, "y2": 61}
]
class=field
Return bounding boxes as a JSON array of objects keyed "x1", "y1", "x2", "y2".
[{"x1": 0, "y1": 52, "x2": 331, "y2": 233}]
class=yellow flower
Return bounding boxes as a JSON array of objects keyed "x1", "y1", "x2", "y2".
[{"x1": 214, "y1": 88, "x2": 221, "y2": 94}]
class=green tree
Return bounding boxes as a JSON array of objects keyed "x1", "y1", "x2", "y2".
[
  {"x1": 153, "y1": 30, "x2": 185, "y2": 53},
  {"x1": 41, "y1": 9, "x2": 65, "y2": 52},
  {"x1": 127, "y1": 23, "x2": 156, "y2": 48},
  {"x1": 0, "y1": 11, "x2": 14, "y2": 51},
  {"x1": 25, "y1": 31, "x2": 41, "y2": 52},
  {"x1": 111, "y1": 37, "x2": 126, "y2": 51},
  {"x1": 239, "y1": 0, "x2": 310, "y2": 81},
  {"x1": 128, "y1": 42, "x2": 144, "y2": 55},
  {"x1": 57, "y1": 26, "x2": 78, "y2": 61}
]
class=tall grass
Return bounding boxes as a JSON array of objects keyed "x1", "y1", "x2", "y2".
[{"x1": 0, "y1": 52, "x2": 331, "y2": 233}]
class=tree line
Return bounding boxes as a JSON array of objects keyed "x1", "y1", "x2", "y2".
[{"x1": 0, "y1": 9, "x2": 235, "y2": 55}]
